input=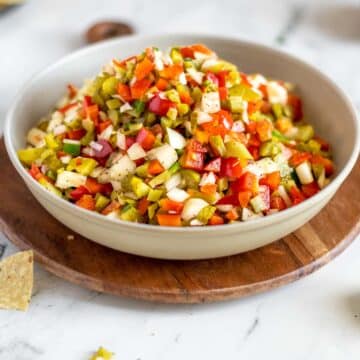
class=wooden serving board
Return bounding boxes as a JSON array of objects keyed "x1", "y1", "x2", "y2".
[{"x1": 0, "y1": 138, "x2": 359, "y2": 303}]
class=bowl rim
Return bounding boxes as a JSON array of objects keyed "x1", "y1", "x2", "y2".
[{"x1": 4, "y1": 32, "x2": 360, "y2": 233}]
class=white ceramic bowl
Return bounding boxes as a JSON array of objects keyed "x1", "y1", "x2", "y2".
[{"x1": 4, "y1": 34, "x2": 360, "y2": 260}]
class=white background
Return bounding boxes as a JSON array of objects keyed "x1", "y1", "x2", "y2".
[{"x1": 0, "y1": 0, "x2": 359, "y2": 359}]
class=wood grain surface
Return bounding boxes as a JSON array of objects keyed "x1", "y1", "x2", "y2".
[{"x1": 0, "y1": 138, "x2": 359, "y2": 303}]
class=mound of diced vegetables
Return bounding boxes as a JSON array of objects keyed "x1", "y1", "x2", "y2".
[{"x1": 18, "y1": 44, "x2": 334, "y2": 226}]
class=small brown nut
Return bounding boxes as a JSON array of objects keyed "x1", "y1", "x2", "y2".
[{"x1": 85, "y1": 21, "x2": 134, "y2": 44}]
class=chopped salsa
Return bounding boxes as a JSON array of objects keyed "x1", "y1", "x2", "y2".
[{"x1": 18, "y1": 44, "x2": 334, "y2": 226}]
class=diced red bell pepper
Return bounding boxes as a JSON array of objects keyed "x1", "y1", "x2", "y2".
[
  {"x1": 289, "y1": 186, "x2": 305, "y2": 205},
  {"x1": 259, "y1": 171, "x2": 281, "y2": 191},
  {"x1": 67, "y1": 84, "x2": 77, "y2": 99},
  {"x1": 204, "y1": 157, "x2": 221, "y2": 173},
  {"x1": 248, "y1": 146, "x2": 260, "y2": 160},
  {"x1": 231, "y1": 171, "x2": 257, "y2": 194},
  {"x1": 130, "y1": 78, "x2": 152, "y2": 99},
  {"x1": 136, "y1": 128, "x2": 156, "y2": 150},
  {"x1": 270, "y1": 196, "x2": 286, "y2": 210},
  {"x1": 289, "y1": 152, "x2": 312, "y2": 167},
  {"x1": 313, "y1": 136, "x2": 330, "y2": 151},
  {"x1": 97, "y1": 120, "x2": 112, "y2": 134},
  {"x1": 191, "y1": 44, "x2": 213, "y2": 55},
  {"x1": 137, "y1": 197, "x2": 150, "y2": 216},
  {"x1": 134, "y1": 56, "x2": 154, "y2": 80},
  {"x1": 85, "y1": 177, "x2": 112, "y2": 195},
  {"x1": 256, "y1": 119, "x2": 273, "y2": 142},
  {"x1": 76, "y1": 194, "x2": 96, "y2": 211},
  {"x1": 216, "y1": 194, "x2": 240, "y2": 206},
  {"x1": 157, "y1": 213, "x2": 182, "y2": 226},
  {"x1": 218, "y1": 86, "x2": 228, "y2": 101},
  {"x1": 29, "y1": 163, "x2": 43, "y2": 181},
  {"x1": 240, "y1": 73, "x2": 252, "y2": 87},
  {"x1": 200, "y1": 184, "x2": 217, "y2": 195},
  {"x1": 201, "y1": 110, "x2": 233, "y2": 137},
  {"x1": 301, "y1": 181, "x2": 320, "y2": 198},
  {"x1": 117, "y1": 83, "x2": 132, "y2": 102},
  {"x1": 247, "y1": 101, "x2": 262, "y2": 115},
  {"x1": 101, "y1": 201, "x2": 121, "y2": 215},
  {"x1": 134, "y1": 158, "x2": 145, "y2": 166},
  {"x1": 155, "y1": 78, "x2": 169, "y2": 91},
  {"x1": 258, "y1": 84, "x2": 268, "y2": 99},
  {"x1": 225, "y1": 208, "x2": 239, "y2": 221},
  {"x1": 238, "y1": 190, "x2": 252, "y2": 208},
  {"x1": 180, "y1": 150, "x2": 205, "y2": 171},
  {"x1": 248, "y1": 134, "x2": 261, "y2": 147},
  {"x1": 217, "y1": 71, "x2": 229, "y2": 87},
  {"x1": 58, "y1": 102, "x2": 78, "y2": 114},
  {"x1": 70, "y1": 185, "x2": 90, "y2": 201},
  {"x1": 67, "y1": 128, "x2": 86, "y2": 140},
  {"x1": 159, "y1": 64, "x2": 183, "y2": 80},
  {"x1": 180, "y1": 46, "x2": 194, "y2": 59},
  {"x1": 148, "y1": 94, "x2": 174, "y2": 116},
  {"x1": 93, "y1": 139, "x2": 113, "y2": 159},
  {"x1": 209, "y1": 214, "x2": 225, "y2": 225},
  {"x1": 220, "y1": 157, "x2": 243, "y2": 179},
  {"x1": 148, "y1": 159, "x2": 164, "y2": 175},
  {"x1": 311, "y1": 155, "x2": 334, "y2": 176},
  {"x1": 186, "y1": 139, "x2": 208, "y2": 153},
  {"x1": 159, "y1": 198, "x2": 184, "y2": 214},
  {"x1": 246, "y1": 121, "x2": 257, "y2": 134},
  {"x1": 178, "y1": 88, "x2": 193, "y2": 105},
  {"x1": 287, "y1": 94, "x2": 303, "y2": 121}
]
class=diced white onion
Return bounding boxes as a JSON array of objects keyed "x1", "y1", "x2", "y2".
[
  {"x1": 179, "y1": 72, "x2": 187, "y2": 85},
  {"x1": 146, "y1": 144, "x2": 178, "y2": 170},
  {"x1": 201, "y1": 92, "x2": 220, "y2": 113},
  {"x1": 201, "y1": 59, "x2": 219, "y2": 71},
  {"x1": 256, "y1": 158, "x2": 280, "y2": 175},
  {"x1": 90, "y1": 141, "x2": 103, "y2": 152},
  {"x1": 166, "y1": 128, "x2": 186, "y2": 149},
  {"x1": 60, "y1": 155, "x2": 71, "y2": 164},
  {"x1": 296, "y1": 161, "x2": 314, "y2": 185},
  {"x1": 127, "y1": 143, "x2": 146, "y2": 160},
  {"x1": 186, "y1": 67, "x2": 204, "y2": 84},
  {"x1": 165, "y1": 173, "x2": 182, "y2": 191},
  {"x1": 167, "y1": 188, "x2": 189, "y2": 202},
  {"x1": 199, "y1": 172, "x2": 216, "y2": 186},
  {"x1": 278, "y1": 185, "x2": 292, "y2": 207},
  {"x1": 55, "y1": 171, "x2": 86, "y2": 189},
  {"x1": 98, "y1": 125, "x2": 113, "y2": 141},
  {"x1": 248, "y1": 74, "x2": 267, "y2": 88},
  {"x1": 82, "y1": 147, "x2": 95, "y2": 157},
  {"x1": 116, "y1": 131, "x2": 126, "y2": 150},
  {"x1": 267, "y1": 81, "x2": 288, "y2": 105},
  {"x1": 196, "y1": 111, "x2": 213, "y2": 125},
  {"x1": 181, "y1": 198, "x2": 209, "y2": 221},
  {"x1": 109, "y1": 155, "x2": 136, "y2": 181},
  {"x1": 216, "y1": 204, "x2": 234, "y2": 212},
  {"x1": 120, "y1": 102, "x2": 133, "y2": 113},
  {"x1": 27, "y1": 128, "x2": 46, "y2": 147},
  {"x1": 232, "y1": 121, "x2": 245, "y2": 132},
  {"x1": 63, "y1": 139, "x2": 80, "y2": 145},
  {"x1": 53, "y1": 124, "x2": 67, "y2": 136},
  {"x1": 190, "y1": 219, "x2": 204, "y2": 226}
]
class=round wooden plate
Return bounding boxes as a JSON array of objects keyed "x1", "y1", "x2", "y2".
[{"x1": 0, "y1": 138, "x2": 359, "y2": 303}]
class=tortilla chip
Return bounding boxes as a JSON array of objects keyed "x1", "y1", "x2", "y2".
[{"x1": 0, "y1": 250, "x2": 34, "y2": 311}]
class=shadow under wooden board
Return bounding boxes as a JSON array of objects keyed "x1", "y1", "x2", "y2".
[{"x1": 0, "y1": 138, "x2": 359, "y2": 303}]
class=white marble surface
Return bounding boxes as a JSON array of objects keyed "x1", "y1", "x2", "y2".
[{"x1": 1, "y1": 0, "x2": 360, "y2": 359}]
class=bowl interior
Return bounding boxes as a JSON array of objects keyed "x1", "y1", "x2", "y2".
[{"x1": 7, "y1": 34, "x2": 358, "y2": 184}]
